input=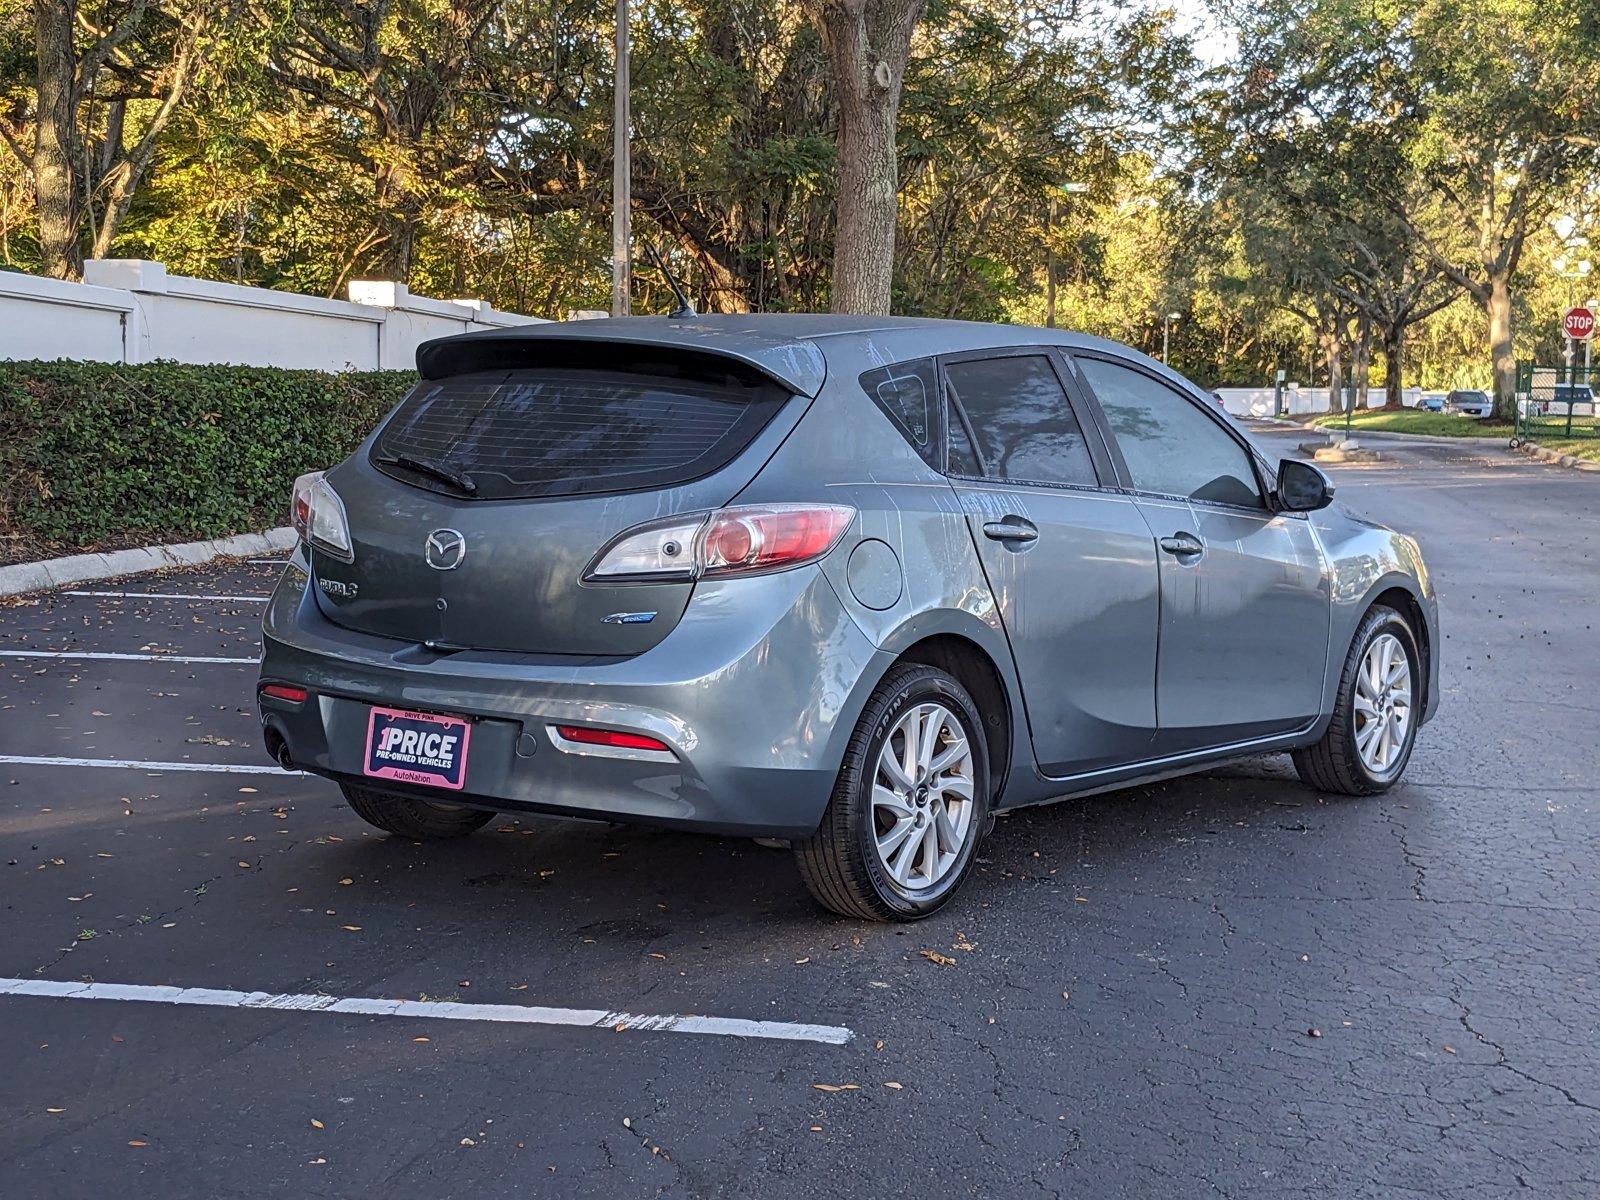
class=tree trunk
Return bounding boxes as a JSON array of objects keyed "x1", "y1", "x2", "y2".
[
  {"x1": 90, "y1": 15, "x2": 211, "y2": 263},
  {"x1": 385, "y1": 218, "x2": 417, "y2": 284},
  {"x1": 804, "y1": 0, "x2": 925, "y2": 315},
  {"x1": 1487, "y1": 272, "x2": 1517, "y2": 420},
  {"x1": 371, "y1": 153, "x2": 421, "y2": 283},
  {"x1": 1383, "y1": 323, "x2": 1405, "y2": 408},
  {"x1": 374, "y1": 200, "x2": 419, "y2": 284},
  {"x1": 1352, "y1": 314, "x2": 1372, "y2": 412},
  {"x1": 831, "y1": 99, "x2": 897, "y2": 313},
  {"x1": 1321, "y1": 329, "x2": 1343, "y2": 414},
  {"x1": 33, "y1": 0, "x2": 81, "y2": 279}
]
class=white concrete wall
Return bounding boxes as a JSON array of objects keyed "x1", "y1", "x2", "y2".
[
  {"x1": 0, "y1": 260, "x2": 545, "y2": 371},
  {"x1": 0, "y1": 271, "x2": 133, "y2": 362},
  {"x1": 1214, "y1": 385, "x2": 1422, "y2": 417}
]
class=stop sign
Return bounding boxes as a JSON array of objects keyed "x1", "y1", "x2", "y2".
[{"x1": 1564, "y1": 307, "x2": 1596, "y2": 341}]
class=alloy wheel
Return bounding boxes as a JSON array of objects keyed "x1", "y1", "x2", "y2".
[
  {"x1": 871, "y1": 702, "x2": 976, "y2": 890},
  {"x1": 1354, "y1": 632, "x2": 1412, "y2": 775}
]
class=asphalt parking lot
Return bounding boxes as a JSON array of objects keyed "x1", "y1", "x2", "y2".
[{"x1": 2, "y1": 428, "x2": 1596, "y2": 1200}]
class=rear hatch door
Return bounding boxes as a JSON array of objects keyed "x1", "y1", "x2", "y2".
[{"x1": 312, "y1": 361, "x2": 802, "y2": 656}]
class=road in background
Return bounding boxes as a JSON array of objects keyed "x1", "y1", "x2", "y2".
[{"x1": 1, "y1": 433, "x2": 1595, "y2": 1199}]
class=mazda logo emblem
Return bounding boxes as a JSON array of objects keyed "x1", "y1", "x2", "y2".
[{"x1": 424, "y1": 528, "x2": 467, "y2": 571}]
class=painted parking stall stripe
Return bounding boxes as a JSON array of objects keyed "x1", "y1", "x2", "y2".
[
  {"x1": 0, "y1": 755, "x2": 294, "y2": 774},
  {"x1": 0, "y1": 649, "x2": 256, "y2": 664},
  {"x1": 63, "y1": 590, "x2": 270, "y2": 603},
  {"x1": 0, "y1": 977, "x2": 855, "y2": 1046}
]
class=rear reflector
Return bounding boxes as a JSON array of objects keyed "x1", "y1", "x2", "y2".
[
  {"x1": 554, "y1": 724, "x2": 670, "y2": 752},
  {"x1": 260, "y1": 684, "x2": 308, "y2": 703}
]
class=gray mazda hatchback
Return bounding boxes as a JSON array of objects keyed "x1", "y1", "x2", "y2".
[{"x1": 258, "y1": 315, "x2": 1438, "y2": 920}]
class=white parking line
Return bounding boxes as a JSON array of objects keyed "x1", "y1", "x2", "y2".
[
  {"x1": 64, "y1": 590, "x2": 270, "y2": 603},
  {"x1": 0, "y1": 754, "x2": 293, "y2": 774},
  {"x1": 0, "y1": 649, "x2": 256, "y2": 664},
  {"x1": 0, "y1": 977, "x2": 855, "y2": 1045}
]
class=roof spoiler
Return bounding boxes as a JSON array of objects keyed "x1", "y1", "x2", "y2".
[{"x1": 415, "y1": 326, "x2": 827, "y2": 397}]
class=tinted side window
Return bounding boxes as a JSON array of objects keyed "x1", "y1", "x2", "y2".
[
  {"x1": 943, "y1": 355, "x2": 1098, "y2": 487},
  {"x1": 860, "y1": 359, "x2": 939, "y2": 469},
  {"x1": 1077, "y1": 358, "x2": 1264, "y2": 509}
]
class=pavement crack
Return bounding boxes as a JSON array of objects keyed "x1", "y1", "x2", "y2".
[
  {"x1": 1382, "y1": 802, "x2": 1428, "y2": 900},
  {"x1": 1454, "y1": 995, "x2": 1600, "y2": 1116}
]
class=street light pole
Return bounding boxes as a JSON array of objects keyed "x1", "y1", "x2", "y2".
[
  {"x1": 1162, "y1": 311, "x2": 1180, "y2": 364},
  {"x1": 610, "y1": 0, "x2": 631, "y2": 317},
  {"x1": 1587, "y1": 295, "x2": 1597, "y2": 383},
  {"x1": 1045, "y1": 194, "x2": 1057, "y2": 329},
  {"x1": 1554, "y1": 255, "x2": 1591, "y2": 384}
]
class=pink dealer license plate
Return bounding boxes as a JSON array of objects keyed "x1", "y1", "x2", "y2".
[{"x1": 363, "y1": 706, "x2": 472, "y2": 790}]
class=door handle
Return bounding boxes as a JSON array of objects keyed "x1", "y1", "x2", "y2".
[
  {"x1": 1158, "y1": 532, "x2": 1205, "y2": 559},
  {"x1": 982, "y1": 518, "x2": 1039, "y2": 544}
]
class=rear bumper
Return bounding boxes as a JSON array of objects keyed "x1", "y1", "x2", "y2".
[{"x1": 257, "y1": 562, "x2": 888, "y2": 837}]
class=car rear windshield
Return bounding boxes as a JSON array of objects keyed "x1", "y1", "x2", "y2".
[{"x1": 371, "y1": 368, "x2": 790, "y2": 500}]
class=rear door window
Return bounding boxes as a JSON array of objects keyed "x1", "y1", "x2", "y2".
[
  {"x1": 942, "y1": 354, "x2": 1099, "y2": 487},
  {"x1": 372, "y1": 369, "x2": 788, "y2": 500},
  {"x1": 946, "y1": 401, "x2": 983, "y2": 477}
]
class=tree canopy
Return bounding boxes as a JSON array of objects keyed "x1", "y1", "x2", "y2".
[{"x1": 1, "y1": 0, "x2": 1595, "y2": 391}]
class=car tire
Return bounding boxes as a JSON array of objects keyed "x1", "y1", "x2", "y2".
[
  {"x1": 794, "y1": 663, "x2": 990, "y2": 921},
  {"x1": 1293, "y1": 604, "x2": 1421, "y2": 796},
  {"x1": 340, "y1": 783, "x2": 495, "y2": 839}
]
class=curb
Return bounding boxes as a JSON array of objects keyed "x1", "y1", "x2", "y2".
[
  {"x1": 0, "y1": 527, "x2": 296, "y2": 598},
  {"x1": 1248, "y1": 417, "x2": 1488, "y2": 444},
  {"x1": 1514, "y1": 441, "x2": 1600, "y2": 473},
  {"x1": 1299, "y1": 440, "x2": 1381, "y2": 463},
  {"x1": 1294, "y1": 423, "x2": 1510, "y2": 446},
  {"x1": 1283, "y1": 424, "x2": 1599, "y2": 472}
]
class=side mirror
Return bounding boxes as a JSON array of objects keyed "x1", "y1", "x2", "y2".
[{"x1": 1277, "y1": 458, "x2": 1334, "y2": 512}]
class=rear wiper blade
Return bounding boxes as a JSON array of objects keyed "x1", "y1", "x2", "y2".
[{"x1": 378, "y1": 453, "x2": 477, "y2": 495}]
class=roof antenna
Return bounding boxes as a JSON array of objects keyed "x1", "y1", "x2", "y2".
[{"x1": 644, "y1": 242, "x2": 696, "y2": 319}]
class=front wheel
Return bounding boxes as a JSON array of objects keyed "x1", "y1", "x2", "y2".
[
  {"x1": 1293, "y1": 605, "x2": 1421, "y2": 795},
  {"x1": 794, "y1": 664, "x2": 990, "y2": 921},
  {"x1": 340, "y1": 783, "x2": 495, "y2": 839}
]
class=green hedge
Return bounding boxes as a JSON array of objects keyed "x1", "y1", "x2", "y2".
[{"x1": 0, "y1": 360, "x2": 416, "y2": 553}]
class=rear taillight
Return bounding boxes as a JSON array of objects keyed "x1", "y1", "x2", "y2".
[
  {"x1": 699, "y1": 505, "x2": 854, "y2": 577},
  {"x1": 586, "y1": 515, "x2": 704, "y2": 579},
  {"x1": 585, "y1": 504, "x2": 855, "y2": 582},
  {"x1": 292, "y1": 475, "x2": 315, "y2": 536},
  {"x1": 291, "y1": 470, "x2": 354, "y2": 562}
]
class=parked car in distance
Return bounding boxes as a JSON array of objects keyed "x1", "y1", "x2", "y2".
[
  {"x1": 1446, "y1": 388, "x2": 1493, "y2": 417},
  {"x1": 258, "y1": 316, "x2": 1440, "y2": 920},
  {"x1": 1419, "y1": 394, "x2": 1445, "y2": 413},
  {"x1": 1550, "y1": 382, "x2": 1596, "y2": 407}
]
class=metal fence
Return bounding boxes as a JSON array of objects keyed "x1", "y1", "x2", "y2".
[{"x1": 1513, "y1": 362, "x2": 1598, "y2": 446}]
